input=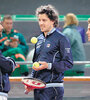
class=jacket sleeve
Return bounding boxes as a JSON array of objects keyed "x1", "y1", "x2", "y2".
[
  {"x1": 52, "y1": 36, "x2": 73, "y2": 73},
  {"x1": 0, "y1": 51, "x2": 16, "y2": 74}
]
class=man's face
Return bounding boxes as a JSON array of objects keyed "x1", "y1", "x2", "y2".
[
  {"x1": 86, "y1": 24, "x2": 90, "y2": 41},
  {"x1": 2, "y1": 19, "x2": 13, "y2": 33},
  {"x1": 38, "y1": 14, "x2": 54, "y2": 34},
  {"x1": 0, "y1": 24, "x2": 3, "y2": 36}
]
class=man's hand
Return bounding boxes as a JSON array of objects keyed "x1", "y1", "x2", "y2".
[
  {"x1": 4, "y1": 39, "x2": 10, "y2": 46},
  {"x1": 9, "y1": 41, "x2": 18, "y2": 48},
  {"x1": 24, "y1": 85, "x2": 33, "y2": 94},
  {"x1": 32, "y1": 61, "x2": 48, "y2": 71}
]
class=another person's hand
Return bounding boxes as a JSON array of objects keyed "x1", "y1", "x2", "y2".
[
  {"x1": 24, "y1": 85, "x2": 33, "y2": 94},
  {"x1": 32, "y1": 61, "x2": 48, "y2": 71},
  {"x1": 9, "y1": 41, "x2": 18, "y2": 48},
  {"x1": 4, "y1": 39, "x2": 10, "y2": 46}
]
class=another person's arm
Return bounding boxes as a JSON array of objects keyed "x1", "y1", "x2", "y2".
[{"x1": 0, "y1": 51, "x2": 16, "y2": 74}]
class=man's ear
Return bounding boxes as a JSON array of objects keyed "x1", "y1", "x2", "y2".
[{"x1": 52, "y1": 20, "x2": 55, "y2": 27}]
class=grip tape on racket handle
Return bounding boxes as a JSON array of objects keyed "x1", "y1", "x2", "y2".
[{"x1": 24, "y1": 90, "x2": 29, "y2": 94}]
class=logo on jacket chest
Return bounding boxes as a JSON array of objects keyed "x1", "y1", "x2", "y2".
[
  {"x1": 46, "y1": 44, "x2": 51, "y2": 48},
  {"x1": 36, "y1": 40, "x2": 51, "y2": 49},
  {"x1": 65, "y1": 48, "x2": 70, "y2": 53},
  {"x1": 36, "y1": 41, "x2": 43, "y2": 49}
]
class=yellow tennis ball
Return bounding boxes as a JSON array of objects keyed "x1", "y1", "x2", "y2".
[
  {"x1": 33, "y1": 62, "x2": 39, "y2": 67},
  {"x1": 31, "y1": 37, "x2": 38, "y2": 44}
]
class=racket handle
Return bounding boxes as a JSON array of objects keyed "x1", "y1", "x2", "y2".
[{"x1": 24, "y1": 90, "x2": 29, "y2": 94}]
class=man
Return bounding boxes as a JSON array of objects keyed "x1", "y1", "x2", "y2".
[
  {"x1": 25, "y1": 5, "x2": 73, "y2": 100},
  {"x1": 86, "y1": 18, "x2": 90, "y2": 41},
  {"x1": 1, "y1": 15, "x2": 29, "y2": 57},
  {"x1": 0, "y1": 15, "x2": 29, "y2": 76},
  {"x1": 0, "y1": 23, "x2": 16, "y2": 100},
  {"x1": 2, "y1": 36, "x2": 29, "y2": 76}
]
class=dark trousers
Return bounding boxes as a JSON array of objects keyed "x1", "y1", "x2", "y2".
[{"x1": 34, "y1": 87, "x2": 64, "y2": 100}]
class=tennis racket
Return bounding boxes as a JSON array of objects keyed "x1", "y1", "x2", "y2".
[
  {"x1": 22, "y1": 78, "x2": 46, "y2": 89},
  {"x1": 22, "y1": 77, "x2": 64, "y2": 94}
]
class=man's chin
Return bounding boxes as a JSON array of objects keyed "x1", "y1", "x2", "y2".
[
  {"x1": 6, "y1": 30, "x2": 11, "y2": 33},
  {"x1": 41, "y1": 29, "x2": 44, "y2": 32}
]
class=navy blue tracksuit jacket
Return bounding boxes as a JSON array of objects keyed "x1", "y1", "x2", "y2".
[
  {"x1": 32, "y1": 29, "x2": 73, "y2": 83},
  {"x1": 0, "y1": 51, "x2": 15, "y2": 93},
  {"x1": 32, "y1": 28, "x2": 73, "y2": 100}
]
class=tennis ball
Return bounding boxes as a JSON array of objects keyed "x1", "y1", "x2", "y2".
[
  {"x1": 31, "y1": 37, "x2": 38, "y2": 44},
  {"x1": 33, "y1": 62, "x2": 39, "y2": 67}
]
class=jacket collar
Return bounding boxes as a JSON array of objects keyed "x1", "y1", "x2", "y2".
[
  {"x1": 2, "y1": 29, "x2": 14, "y2": 34},
  {"x1": 47, "y1": 28, "x2": 56, "y2": 36},
  {"x1": 42, "y1": 28, "x2": 56, "y2": 37}
]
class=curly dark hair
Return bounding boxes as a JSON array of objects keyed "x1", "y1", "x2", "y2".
[{"x1": 36, "y1": 4, "x2": 59, "y2": 27}]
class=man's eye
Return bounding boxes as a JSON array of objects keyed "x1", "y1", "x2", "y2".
[
  {"x1": 43, "y1": 19, "x2": 46, "y2": 22},
  {"x1": 38, "y1": 19, "x2": 41, "y2": 21}
]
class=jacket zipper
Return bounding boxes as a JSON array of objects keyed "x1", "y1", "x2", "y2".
[
  {"x1": 34, "y1": 38, "x2": 46, "y2": 78},
  {"x1": 38, "y1": 38, "x2": 46, "y2": 61}
]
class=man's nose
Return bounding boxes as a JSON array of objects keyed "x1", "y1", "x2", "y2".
[
  {"x1": 86, "y1": 30, "x2": 89, "y2": 35},
  {"x1": 1, "y1": 26, "x2": 3, "y2": 30},
  {"x1": 86, "y1": 28, "x2": 90, "y2": 34}
]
